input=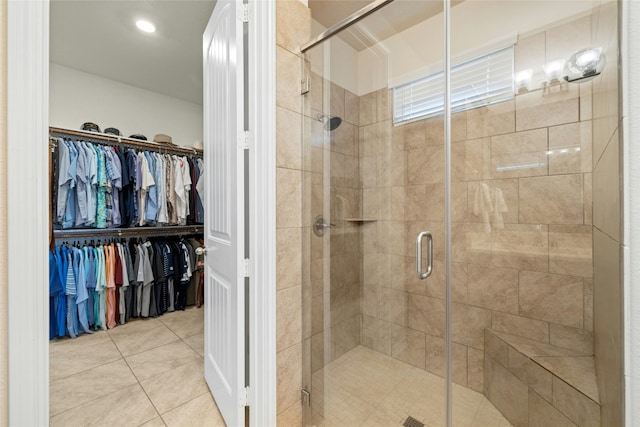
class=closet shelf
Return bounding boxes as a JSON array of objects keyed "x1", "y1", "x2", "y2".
[
  {"x1": 53, "y1": 225, "x2": 204, "y2": 239},
  {"x1": 49, "y1": 126, "x2": 203, "y2": 156}
]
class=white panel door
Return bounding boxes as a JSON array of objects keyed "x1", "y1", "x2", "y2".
[{"x1": 203, "y1": 0, "x2": 245, "y2": 425}]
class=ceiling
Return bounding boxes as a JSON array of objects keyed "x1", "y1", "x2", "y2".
[
  {"x1": 50, "y1": 0, "x2": 441, "y2": 105},
  {"x1": 50, "y1": 0, "x2": 216, "y2": 105}
]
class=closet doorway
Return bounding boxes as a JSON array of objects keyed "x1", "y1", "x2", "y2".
[
  {"x1": 48, "y1": 1, "x2": 217, "y2": 426},
  {"x1": 35, "y1": 1, "x2": 275, "y2": 425}
]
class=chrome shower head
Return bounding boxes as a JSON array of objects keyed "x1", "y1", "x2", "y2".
[{"x1": 317, "y1": 114, "x2": 342, "y2": 131}]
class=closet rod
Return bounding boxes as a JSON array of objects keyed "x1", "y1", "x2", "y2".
[
  {"x1": 53, "y1": 225, "x2": 204, "y2": 239},
  {"x1": 49, "y1": 127, "x2": 203, "y2": 157}
]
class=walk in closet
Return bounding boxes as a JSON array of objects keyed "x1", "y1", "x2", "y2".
[{"x1": 49, "y1": 127, "x2": 206, "y2": 339}]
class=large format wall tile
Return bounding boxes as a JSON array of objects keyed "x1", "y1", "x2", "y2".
[
  {"x1": 391, "y1": 324, "x2": 426, "y2": 369},
  {"x1": 277, "y1": 106, "x2": 303, "y2": 170},
  {"x1": 467, "y1": 179, "x2": 519, "y2": 226},
  {"x1": 519, "y1": 271, "x2": 584, "y2": 329},
  {"x1": 276, "y1": 167, "x2": 303, "y2": 228},
  {"x1": 484, "y1": 329, "x2": 509, "y2": 367},
  {"x1": 485, "y1": 357, "x2": 529, "y2": 427},
  {"x1": 466, "y1": 100, "x2": 515, "y2": 139},
  {"x1": 508, "y1": 347, "x2": 553, "y2": 402},
  {"x1": 275, "y1": 0, "x2": 310, "y2": 54},
  {"x1": 277, "y1": 343, "x2": 302, "y2": 414},
  {"x1": 408, "y1": 294, "x2": 445, "y2": 337},
  {"x1": 277, "y1": 285, "x2": 302, "y2": 351},
  {"x1": 515, "y1": 85, "x2": 579, "y2": 131},
  {"x1": 345, "y1": 89, "x2": 359, "y2": 126},
  {"x1": 362, "y1": 314, "x2": 392, "y2": 355},
  {"x1": 592, "y1": 128, "x2": 620, "y2": 240},
  {"x1": 459, "y1": 137, "x2": 491, "y2": 181},
  {"x1": 452, "y1": 303, "x2": 492, "y2": 349},
  {"x1": 593, "y1": 227, "x2": 623, "y2": 427},
  {"x1": 359, "y1": 92, "x2": 377, "y2": 127},
  {"x1": 424, "y1": 334, "x2": 468, "y2": 385},
  {"x1": 548, "y1": 121, "x2": 592, "y2": 175},
  {"x1": 491, "y1": 224, "x2": 549, "y2": 272},
  {"x1": 277, "y1": 227, "x2": 302, "y2": 289},
  {"x1": 519, "y1": 175, "x2": 583, "y2": 225},
  {"x1": 529, "y1": 389, "x2": 577, "y2": 427},
  {"x1": 407, "y1": 145, "x2": 444, "y2": 184},
  {"x1": 490, "y1": 128, "x2": 548, "y2": 179},
  {"x1": 549, "y1": 225, "x2": 593, "y2": 277},
  {"x1": 552, "y1": 376, "x2": 600, "y2": 427},
  {"x1": 549, "y1": 323, "x2": 593, "y2": 355},
  {"x1": 492, "y1": 312, "x2": 550, "y2": 343},
  {"x1": 276, "y1": 46, "x2": 302, "y2": 114},
  {"x1": 466, "y1": 266, "x2": 518, "y2": 313},
  {"x1": 467, "y1": 347, "x2": 485, "y2": 392}
]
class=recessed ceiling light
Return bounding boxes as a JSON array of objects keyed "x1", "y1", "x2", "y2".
[{"x1": 136, "y1": 20, "x2": 156, "y2": 33}]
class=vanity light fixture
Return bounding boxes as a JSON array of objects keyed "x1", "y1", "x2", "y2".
[
  {"x1": 564, "y1": 47, "x2": 606, "y2": 83},
  {"x1": 543, "y1": 59, "x2": 565, "y2": 84},
  {"x1": 136, "y1": 19, "x2": 156, "y2": 33},
  {"x1": 515, "y1": 69, "x2": 533, "y2": 93}
]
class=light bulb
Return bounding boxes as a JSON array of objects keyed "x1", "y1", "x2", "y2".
[{"x1": 136, "y1": 20, "x2": 156, "y2": 33}]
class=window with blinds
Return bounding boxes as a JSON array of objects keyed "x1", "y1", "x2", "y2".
[{"x1": 393, "y1": 46, "x2": 514, "y2": 125}]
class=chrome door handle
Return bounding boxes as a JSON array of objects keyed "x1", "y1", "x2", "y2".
[{"x1": 416, "y1": 231, "x2": 433, "y2": 280}]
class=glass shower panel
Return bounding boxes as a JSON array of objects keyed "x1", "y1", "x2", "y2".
[
  {"x1": 301, "y1": 1, "x2": 449, "y2": 425},
  {"x1": 450, "y1": 1, "x2": 608, "y2": 426},
  {"x1": 300, "y1": 0, "x2": 619, "y2": 425}
]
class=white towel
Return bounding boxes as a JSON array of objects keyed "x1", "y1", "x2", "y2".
[
  {"x1": 491, "y1": 187, "x2": 508, "y2": 229},
  {"x1": 473, "y1": 183, "x2": 493, "y2": 232}
]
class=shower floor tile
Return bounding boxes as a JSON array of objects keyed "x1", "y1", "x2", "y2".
[{"x1": 310, "y1": 346, "x2": 511, "y2": 427}]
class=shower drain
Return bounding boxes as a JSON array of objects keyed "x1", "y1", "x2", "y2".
[{"x1": 403, "y1": 416, "x2": 425, "y2": 427}]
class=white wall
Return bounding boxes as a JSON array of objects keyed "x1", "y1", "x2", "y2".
[{"x1": 50, "y1": 63, "x2": 203, "y2": 147}]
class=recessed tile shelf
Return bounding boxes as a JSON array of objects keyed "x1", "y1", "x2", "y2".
[{"x1": 345, "y1": 218, "x2": 377, "y2": 222}]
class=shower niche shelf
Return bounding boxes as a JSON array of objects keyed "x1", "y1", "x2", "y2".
[{"x1": 345, "y1": 218, "x2": 377, "y2": 222}]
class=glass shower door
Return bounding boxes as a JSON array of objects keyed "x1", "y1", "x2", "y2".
[{"x1": 301, "y1": 1, "x2": 449, "y2": 425}]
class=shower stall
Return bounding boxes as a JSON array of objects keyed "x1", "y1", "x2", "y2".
[{"x1": 299, "y1": 0, "x2": 622, "y2": 426}]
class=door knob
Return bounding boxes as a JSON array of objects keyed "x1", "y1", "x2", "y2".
[{"x1": 195, "y1": 247, "x2": 207, "y2": 256}]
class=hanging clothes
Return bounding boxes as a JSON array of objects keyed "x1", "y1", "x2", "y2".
[{"x1": 52, "y1": 137, "x2": 204, "y2": 231}]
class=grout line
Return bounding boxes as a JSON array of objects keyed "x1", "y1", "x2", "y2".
[{"x1": 49, "y1": 380, "x2": 141, "y2": 420}]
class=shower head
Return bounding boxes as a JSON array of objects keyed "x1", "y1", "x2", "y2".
[{"x1": 317, "y1": 114, "x2": 342, "y2": 131}]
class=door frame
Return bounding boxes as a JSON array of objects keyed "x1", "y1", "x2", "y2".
[
  {"x1": 5, "y1": 0, "x2": 276, "y2": 425},
  {"x1": 246, "y1": 1, "x2": 277, "y2": 424},
  {"x1": 6, "y1": 1, "x2": 50, "y2": 425}
]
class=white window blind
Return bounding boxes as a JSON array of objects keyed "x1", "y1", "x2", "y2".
[{"x1": 393, "y1": 46, "x2": 514, "y2": 125}]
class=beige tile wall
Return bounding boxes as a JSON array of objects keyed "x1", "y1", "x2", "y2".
[
  {"x1": 303, "y1": 76, "x2": 362, "y2": 370},
  {"x1": 0, "y1": 1, "x2": 7, "y2": 425},
  {"x1": 590, "y1": 1, "x2": 623, "y2": 425},
  {"x1": 275, "y1": 1, "x2": 310, "y2": 425},
  {"x1": 357, "y1": 15, "x2": 595, "y2": 394}
]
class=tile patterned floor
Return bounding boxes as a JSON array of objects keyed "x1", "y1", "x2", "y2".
[
  {"x1": 49, "y1": 307, "x2": 227, "y2": 427},
  {"x1": 51, "y1": 310, "x2": 511, "y2": 427},
  {"x1": 310, "y1": 346, "x2": 512, "y2": 427}
]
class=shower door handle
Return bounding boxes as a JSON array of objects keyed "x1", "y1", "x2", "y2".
[{"x1": 416, "y1": 231, "x2": 433, "y2": 280}]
